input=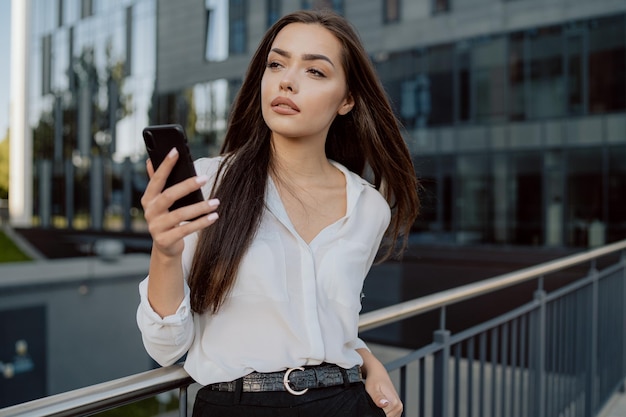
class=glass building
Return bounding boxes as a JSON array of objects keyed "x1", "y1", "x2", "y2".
[{"x1": 19, "y1": 0, "x2": 626, "y2": 249}]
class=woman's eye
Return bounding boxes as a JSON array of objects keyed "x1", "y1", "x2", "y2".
[
  {"x1": 266, "y1": 61, "x2": 281, "y2": 69},
  {"x1": 308, "y1": 68, "x2": 326, "y2": 78}
]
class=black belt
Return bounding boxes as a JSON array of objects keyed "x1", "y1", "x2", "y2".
[{"x1": 208, "y1": 364, "x2": 362, "y2": 395}]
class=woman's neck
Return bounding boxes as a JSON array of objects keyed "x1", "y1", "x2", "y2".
[{"x1": 271, "y1": 134, "x2": 336, "y2": 185}]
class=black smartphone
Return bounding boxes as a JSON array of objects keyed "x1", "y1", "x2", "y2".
[{"x1": 142, "y1": 124, "x2": 205, "y2": 213}]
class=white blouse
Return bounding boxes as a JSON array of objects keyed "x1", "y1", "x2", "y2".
[{"x1": 136, "y1": 156, "x2": 391, "y2": 386}]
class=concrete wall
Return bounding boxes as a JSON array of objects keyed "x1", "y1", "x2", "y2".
[{"x1": 0, "y1": 254, "x2": 152, "y2": 405}]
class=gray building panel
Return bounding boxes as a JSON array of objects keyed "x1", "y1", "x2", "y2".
[{"x1": 0, "y1": 255, "x2": 152, "y2": 398}]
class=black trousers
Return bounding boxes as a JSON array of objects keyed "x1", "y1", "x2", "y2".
[{"x1": 192, "y1": 381, "x2": 386, "y2": 417}]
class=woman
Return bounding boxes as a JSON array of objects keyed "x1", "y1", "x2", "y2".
[{"x1": 138, "y1": 9, "x2": 419, "y2": 417}]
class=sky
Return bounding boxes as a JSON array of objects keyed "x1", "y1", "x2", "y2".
[{"x1": 0, "y1": 0, "x2": 11, "y2": 139}]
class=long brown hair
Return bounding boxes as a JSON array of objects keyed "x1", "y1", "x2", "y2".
[{"x1": 188, "y1": 10, "x2": 419, "y2": 314}]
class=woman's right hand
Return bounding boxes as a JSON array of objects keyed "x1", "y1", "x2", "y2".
[{"x1": 141, "y1": 147, "x2": 220, "y2": 258}]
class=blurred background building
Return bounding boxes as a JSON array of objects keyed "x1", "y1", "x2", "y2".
[
  {"x1": 11, "y1": 0, "x2": 626, "y2": 249},
  {"x1": 3, "y1": 0, "x2": 626, "y2": 407}
]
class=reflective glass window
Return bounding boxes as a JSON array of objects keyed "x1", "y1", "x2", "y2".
[
  {"x1": 566, "y1": 148, "x2": 603, "y2": 247},
  {"x1": 266, "y1": 0, "x2": 281, "y2": 28},
  {"x1": 508, "y1": 32, "x2": 526, "y2": 120},
  {"x1": 302, "y1": 0, "x2": 344, "y2": 14},
  {"x1": 205, "y1": 0, "x2": 228, "y2": 62},
  {"x1": 376, "y1": 50, "x2": 426, "y2": 130},
  {"x1": 510, "y1": 152, "x2": 542, "y2": 245},
  {"x1": 588, "y1": 15, "x2": 626, "y2": 113},
  {"x1": 528, "y1": 26, "x2": 565, "y2": 118},
  {"x1": 471, "y1": 37, "x2": 507, "y2": 123},
  {"x1": 427, "y1": 44, "x2": 454, "y2": 126},
  {"x1": 433, "y1": 0, "x2": 450, "y2": 14},
  {"x1": 62, "y1": 0, "x2": 80, "y2": 25},
  {"x1": 564, "y1": 26, "x2": 585, "y2": 115},
  {"x1": 51, "y1": 29, "x2": 70, "y2": 92},
  {"x1": 384, "y1": 0, "x2": 400, "y2": 23},
  {"x1": 229, "y1": 0, "x2": 247, "y2": 54},
  {"x1": 607, "y1": 146, "x2": 626, "y2": 243},
  {"x1": 41, "y1": 34, "x2": 52, "y2": 95},
  {"x1": 456, "y1": 155, "x2": 492, "y2": 243}
]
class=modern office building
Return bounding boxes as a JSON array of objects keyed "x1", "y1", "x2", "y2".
[{"x1": 10, "y1": 0, "x2": 626, "y2": 248}]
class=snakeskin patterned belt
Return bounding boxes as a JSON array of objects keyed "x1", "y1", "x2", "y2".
[{"x1": 208, "y1": 364, "x2": 362, "y2": 395}]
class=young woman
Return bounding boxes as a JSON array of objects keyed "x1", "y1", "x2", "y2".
[{"x1": 137, "y1": 10, "x2": 419, "y2": 417}]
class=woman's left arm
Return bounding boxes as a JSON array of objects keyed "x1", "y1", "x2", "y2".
[{"x1": 357, "y1": 348, "x2": 404, "y2": 417}]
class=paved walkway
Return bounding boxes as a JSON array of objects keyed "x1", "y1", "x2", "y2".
[{"x1": 600, "y1": 392, "x2": 626, "y2": 417}]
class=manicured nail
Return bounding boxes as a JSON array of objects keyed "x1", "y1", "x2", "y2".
[
  {"x1": 168, "y1": 147, "x2": 178, "y2": 158},
  {"x1": 208, "y1": 198, "x2": 220, "y2": 207},
  {"x1": 207, "y1": 212, "x2": 219, "y2": 221},
  {"x1": 195, "y1": 175, "x2": 209, "y2": 184},
  {"x1": 380, "y1": 399, "x2": 390, "y2": 406}
]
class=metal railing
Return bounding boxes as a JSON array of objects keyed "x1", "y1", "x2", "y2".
[{"x1": 1, "y1": 239, "x2": 625, "y2": 417}]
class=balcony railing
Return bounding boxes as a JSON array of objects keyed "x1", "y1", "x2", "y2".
[{"x1": 1, "y1": 239, "x2": 625, "y2": 417}]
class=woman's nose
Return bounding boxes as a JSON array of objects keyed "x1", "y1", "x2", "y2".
[{"x1": 279, "y1": 76, "x2": 296, "y2": 93}]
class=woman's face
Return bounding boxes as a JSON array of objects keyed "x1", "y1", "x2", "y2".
[{"x1": 261, "y1": 23, "x2": 354, "y2": 143}]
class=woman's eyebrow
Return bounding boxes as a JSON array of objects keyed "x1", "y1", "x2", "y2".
[{"x1": 270, "y1": 47, "x2": 335, "y2": 68}]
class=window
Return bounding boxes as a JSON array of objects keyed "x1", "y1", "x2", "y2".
[
  {"x1": 470, "y1": 37, "x2": 508, "y2": 122},
  {"x1": 427, "y1": 44, "x2": 454, "y2": 126},
  {"x1": 302, "y1": 0, "x2": 344, "y2": 14},
  {"x1": 229, "y1": 0, "x2": 247, "y2": 55},
  {"x1": 384, "y1": 0, "x2": 400, "y2": 23},
  {"x1": 509, "y1": 152, "x2": 542, "y2": 245},
  {"x1": 266, "y1": 0, "x2": 281, "y2": 28},
  {"x1": 566, "y1": 149, "x2": 604, "y2": 247},
  {"x1": 57, "y1": 0, "x2": 63, "y2": 27},
  {"x1": 508, "y1": 32, "x2": 526, "y2": 120},
  {"x1": 205, "y1": 0, "x2": 228, "y2": 62},
  {"x1": 607, "y1": 146, "x2": 626, "y2": 243},
  {"x1": 51, "y1": 30, "x2": 70, "y2": 92},
  {"x1": 62, "y1": 0, "x2": 80, "y2": 26},
  {"x1": 433, "y1": 0, "x2": 450, "y2": 14},
  {"x1": 125, "y1": 6, "x2": 133, "y2": 76},
  {"x1": 528, "y1": 26, "x2": 565, "y2": 118},
  {"x1": 375, "y1": 50, "x2": 427, "y2": 130},
  {"x1": 456, "y1": 155, "x2": 492, "y2": 243},
  {"x1": 42, "y1": 34, "x2": 53, "y2": 95},
  {"x1": 565, "y1": 30, "x2": 584, "y2": 115},
  {"x1": 588, "y1": 15, "x2": 626, "y2": 113},
  {"x1": 80, "y1": 0, "x2": 92, "y2": 19}
]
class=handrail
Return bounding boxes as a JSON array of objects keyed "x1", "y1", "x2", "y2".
[
  {"x1": 359, "y1": 239, "x2": 626, "y2": 331},
  {"x1": 1, "y1": 239, "x2": 625, "y2": 417},
  {"x1": 0, "y1": 365, "x2": 193, "y2": 417}
]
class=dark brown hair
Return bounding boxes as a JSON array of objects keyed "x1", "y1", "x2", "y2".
[{"x1": 188, "y1": 10, "x2": 419, "y2": 314}]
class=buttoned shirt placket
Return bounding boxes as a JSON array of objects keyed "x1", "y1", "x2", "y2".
[{"x1": 265, "y1": 178, "x2": 326, "y2": 362}]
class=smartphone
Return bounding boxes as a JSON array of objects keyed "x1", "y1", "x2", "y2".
[{"x1": 142, "y1": 124, "x2": 205, "y2": 213}]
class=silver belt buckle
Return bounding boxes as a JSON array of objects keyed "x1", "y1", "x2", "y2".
[{"x1": 283, "y1": 367, "x2": 308, "y2": 395}]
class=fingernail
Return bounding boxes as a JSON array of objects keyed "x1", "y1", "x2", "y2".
[
  {"x1": 195, "y1": 175, "x2": 209, "y2": 184},
  {"x1": 168, "y1": 147, "x2": 178, "y2": 158},
  {"x1": 208, "y1": 198, "x2": 220, "y2": 207},
  {"x1": 380, "y1": 399, "x2": 390, "y2": 406},
  {"x1": 207, "y1": 212, "x2": 219, "y2": 221}
]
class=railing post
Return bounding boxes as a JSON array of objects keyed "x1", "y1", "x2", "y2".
[
  {"x1": 179, "y1": 385, "x2": 189, "y2": 417},
  {"x1": 433, "y1": 307, "x2": 451, "y2": 417},
  {"x1": 622, "y1": 250, "x2": 626, "y2": 396},
  {"x1": 586, "y1": 261, "x2": 599, "y2": 417},
  {"x1": 531, "y1": 277, "x2": 547, "y2": 417}
]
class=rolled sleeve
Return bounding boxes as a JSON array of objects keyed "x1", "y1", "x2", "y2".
[{"x1": 136, "y1": 276, "x2": 194, "y2": 366}]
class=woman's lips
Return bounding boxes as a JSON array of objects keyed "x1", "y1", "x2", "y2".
[{"x1": 271, "y1": 97, "x2": 300, "y2": 115}]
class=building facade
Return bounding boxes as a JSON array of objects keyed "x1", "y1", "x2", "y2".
[{"x1": 12, "y1": 0, "x2": 626, "y2": 248}]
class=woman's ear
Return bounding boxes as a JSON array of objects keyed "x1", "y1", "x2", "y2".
[{"x1": 338, "y1": 93, "x2": 355, "y2": 115}]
